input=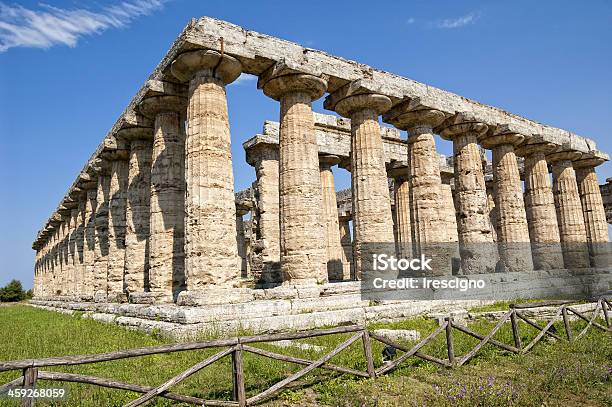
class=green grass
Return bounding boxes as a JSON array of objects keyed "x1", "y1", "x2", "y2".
[{"x1": 0, "y1": 303, "x2": 610, "y2": 406}]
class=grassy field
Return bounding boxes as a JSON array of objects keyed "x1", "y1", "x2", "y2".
[{"x1": 0, "y1": 303, "x2": 610, "y2": 406}]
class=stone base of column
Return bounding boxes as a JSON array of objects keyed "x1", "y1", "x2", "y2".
[
  {"x1": 93, "y1": 291, "x2": 108, "y2": 303},
  {"x1": 129, "y1": 292, "x2": 175, "y2": 304},
  {"x1": 176, "y1": 288, "x2": 256, "y2": 307},
  {"x1": 106, "y1": 292, "x2": 128, "y2": 303},
  {"x1": 531, "y1": 243, "x2": 565, "y2": 271}
]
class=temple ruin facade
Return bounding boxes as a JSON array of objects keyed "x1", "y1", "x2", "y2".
[{"x1": 30, "y1": 17, "x2": 612, "y2": 336}]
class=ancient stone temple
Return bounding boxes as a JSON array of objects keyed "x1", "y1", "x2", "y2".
[{"x1": 31, "y1": 17, "x2": 612, "y2": 337}]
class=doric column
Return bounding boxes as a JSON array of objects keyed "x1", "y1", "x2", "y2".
[
  {"x1": 385, "y1": 106, "x2": 457, "y2": 275},
  {"x1": 245, "y1": 142, "x2": 281, "y2": 283},
  {"x1": 68, "y1": 207, "x2": 80, "y2": 295},
  {"x1": 547, "y1": 151, "x2": 590, "y2": 268},
  {"x1": 139, "y1": 95, "x2": 187, "y2": 302},
  {"x1": 259, "y1": 69, "x2": 328, "y2": 285},
  {"x1": 171, "y1": 49, "x2": 242, "y2": 290},
  {"x1": 338, "y1": 215, "x2": 354, "y2": 280},
  {"x1": 479, "y1": 131, "x2": 533, "y2": 272},
  {"x1": 319, "y1": 154, "x2": 344, "y2": 281},
  {"x1": 105, "y1": 138, "x2": 130, "y2": 302},
  {"x1": 59, "y1": 214, "x2": 70, "y2": 295},
  {"x1": 326, "y1": 89, "x2": 395, "y2": 278},
  {"x1": 515, "y1": 142, "x2": 564, "y2": 270},
  {"x1": 120, "y1": 128, "x2": 153, "y2": 296},
  {"x1": 439, "y1": 114, "x2": 498, "y2": 274},
  {"x1": 82, "y1": 185, "x2": 98, "y2": 300},
  {"x1": 74, "y1": 195, "x2": 86, "y2": 297},
  {"x1": 440, "y1": 173, "x2": 459, "y2": 243},
  {"x1": 485, "y1": 176, "x2": 498, "y2": 242},
  {"x1": 236, "y1": 206, "x2": 250, "y2": 279},
  {"x1": 574, "y1": 156, "x2": 611, "y2": 267},
  {"x1": 387, "y1": 164, "x2": 412, "y2": 258},
  {"x1": 93, "y1": 169, "x2": 111, "y2": 301}
]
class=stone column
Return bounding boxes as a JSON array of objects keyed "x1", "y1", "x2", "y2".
[
  {"x1": 170, "y1": 50, "x2": 242, "y2": 292},
  {"x1": 319, "y1": 154, "x2": 344, "y2": 281},
  {"x1": 547, "y1": 151, "x2": 590, "y2": 268},
  {"x1": 515, "y1": 143, "x2": 564, "y2": 270},
  {"x1": 338, "y1": 215, "x2": 354, "y2": 280},
  {"x1": 245, "y1": 142, "x2": 281, "y2": 283},
  {"x1": 93, "y1": 171, "x2": 111, "y2": 302},
  {"x1": 106, "y1": 141, "x2": 130, "y2": 302},
  {"x1": 139, "y1": 95, "x2": 187, "y2": 303},
  {"x1": 327, "y1": 91, "x2": 395, "y2": 278},
  {"x1": 236, "y1": 206, "x2": 250, "y2": 279},
  {"x1": 439, "y1": 114, "x2": 498, "y2": 274},
  {"x1": 74, "y1": 196, "x2": 86, "y2": 297},
  {"x1": 574, "y1": 157, "x2": 611, "y2": 267},
  {"x1": 83, "y1": 185, "x2": 98, "y2": 300},
  {"x1": 440, "y1": 174, "x2": 459, "y2": 243},
  {"x1": 120, "y1": 128, "x2": 153, "y2": 296},
  {"x1": 388, "y1": 164, "x2": 412, "y2": 258},
  {"x1": 59, "y1": 214, "x2": 70, "y2": 295},
  {"x1": 259, "y1": 70, "x2": 328, "y2": 285},
  {"x1": 386, "y1": 107, "x2": 455, "y2": 274},
  {"x1": 68, "y1": 207, "x2": 80, "y2": 295},
  {"x1": 485, "y1": 177, "x2": 498, "y2": 242},
  {"x1": 479, "y1": 132, "x2": 533, "y2": 272}
]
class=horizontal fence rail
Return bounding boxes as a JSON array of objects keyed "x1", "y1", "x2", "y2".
[{"x1": 1, "y1": 297, "x2": 610, "y2": 406}]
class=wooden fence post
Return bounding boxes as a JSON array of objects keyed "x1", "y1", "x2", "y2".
[
  {"x1": 22, "y1": 367, "x2": 37, "y2": 407},
  {"x1": 445, "y1": 317, "x2": 455, "y2": 367},
  {"x1": 361, "y1": 330, "x2": 375, "y2": 378},
  {"x1": 510, "y1": 308, "x2": 521, "y2": 350},
  {"x1": 602, "y1": 299, "x2": 610, "y2": 328},
  {"x1": 562, "y1": 306, "x2": 573, "y2": 342},
  {"x1": 232, "y1": 344, "x2": 246, "y2": 407}
]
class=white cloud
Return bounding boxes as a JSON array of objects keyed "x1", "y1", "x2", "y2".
[
  {"x1": 434, "y1": 12, "x2": 480, "y2": 29},
  {"x1": 0, "y1": 1, "x2": 166, "y2": 52},
  {"x1": 406, "y1": 17, "x2": 416, "y2": 25},
  {"x1": 234, "y1": 73, "x2": 257, "y2": 85}
]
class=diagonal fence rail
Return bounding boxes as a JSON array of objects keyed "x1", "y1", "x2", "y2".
[{"x1": 1, "y1": 297, "x2": 611, "y2": 406}]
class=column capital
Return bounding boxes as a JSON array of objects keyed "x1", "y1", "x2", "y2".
[
  {"x1": 387, "y1": 161, "x2": 409, "y2": 180},
  {"x1": 258, "y1": 70, "x2": 327, "y2": 102},
  {"x1": 319, "y1": 154, "x2": 340, "y2": 169},
  {"x1": 138, "y1": 95, "x2": 187, "y2": 119},
  {"x1": 437, "y1": 112, "x2": 488, "y2": 140},
  {"x1": 101, "y1": 135, "x2": 130, "y2": 161},
  {"x1": 170, "y1": 49, "x2": 242, "y2": 85},
  {"x1": 478, "y1": 131, "x2": 524, "y2": 150},
  {"x1": 116, "y1": 126, "x2": 154, "y2": 141},
  {"x1": 244, "y1": 139, "x2": 278, "y2": 167},
  {"x1": 546, "y1": 150, "x2": 582, "y2": 163},
  {"x1": 515, "y1": 141, "x2": 558, "y2": 158},
  {"x1": 325, "y1": 82, "x2": 391, "y2": 118},
  {"x1": 573, "y1": 153, "x2": 607, "y2": 169},
  {"x1": 383, "y1": 104, "x2": 446, "y2": 133}
]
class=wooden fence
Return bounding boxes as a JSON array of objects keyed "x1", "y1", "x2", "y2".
[{"x1": 1, "y1": 297, "x2": 611, "y2": 406}]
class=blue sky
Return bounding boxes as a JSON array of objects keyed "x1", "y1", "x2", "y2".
[{"x1": 1, "y1": 0, "x2": 611, "y2": 288}]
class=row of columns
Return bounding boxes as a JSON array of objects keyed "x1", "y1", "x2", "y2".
[{"x1": 33, "y1": 49, "x2": 610, "y2": 301}]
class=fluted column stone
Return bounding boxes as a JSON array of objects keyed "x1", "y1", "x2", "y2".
[
  {"x1": 439, "y1": 115, "x2": 497, "y2": 274},
  {"x1": 574, "y1": 157, "x2": 611, "y2": 267},
  {"x1": 440, "y1": 174, "x2": 459, "y2": 243},
  {"x1": 548, "y1": 151, "x2": 590, "y2": 268},
  {"x1": 515, "y1": 143, "x2": 564, "y2": 270},
  {"x1": 74, "y1": 196, "x2": 86, "y2": 297},
  {"x1": 259, "y1": 71, "x2": 328, "y2": 284},
  {"x1": 319, "y1": 154, "x2": 344, "y2": 281},
  {"x1": 171, "y1": 49, "x2": 242, "y2": 290},
  {"x1": 479, "y1": 132, "x2": 533, "y2": 272},
  {"x1": 139, "y1": 95, "x2": 187, "y2": 302},
  {"x1": 106, "y1": 141, "x2": 130, "y2": 302},
  {"x1": 388, "y1": 164, "x2": 412, "y2": 258},
  {"x1": 93, "y1": 172, "x2": 110, "y2": 301},
  {"x1": 338, "y1": 215, "x2": 354, "y2": 280},
  {"x1": 120, "y1": 128, "x2": 153, "y2": 296},
  {"x1": 328, "y1": 91, "x2": 395, "y2": 278},
  {"x1": 246, "y1": 143, "x2": 281, "y2": 283},
  {"x1": 82, "y1": 186, "x2": 97, "y2": 299}
]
